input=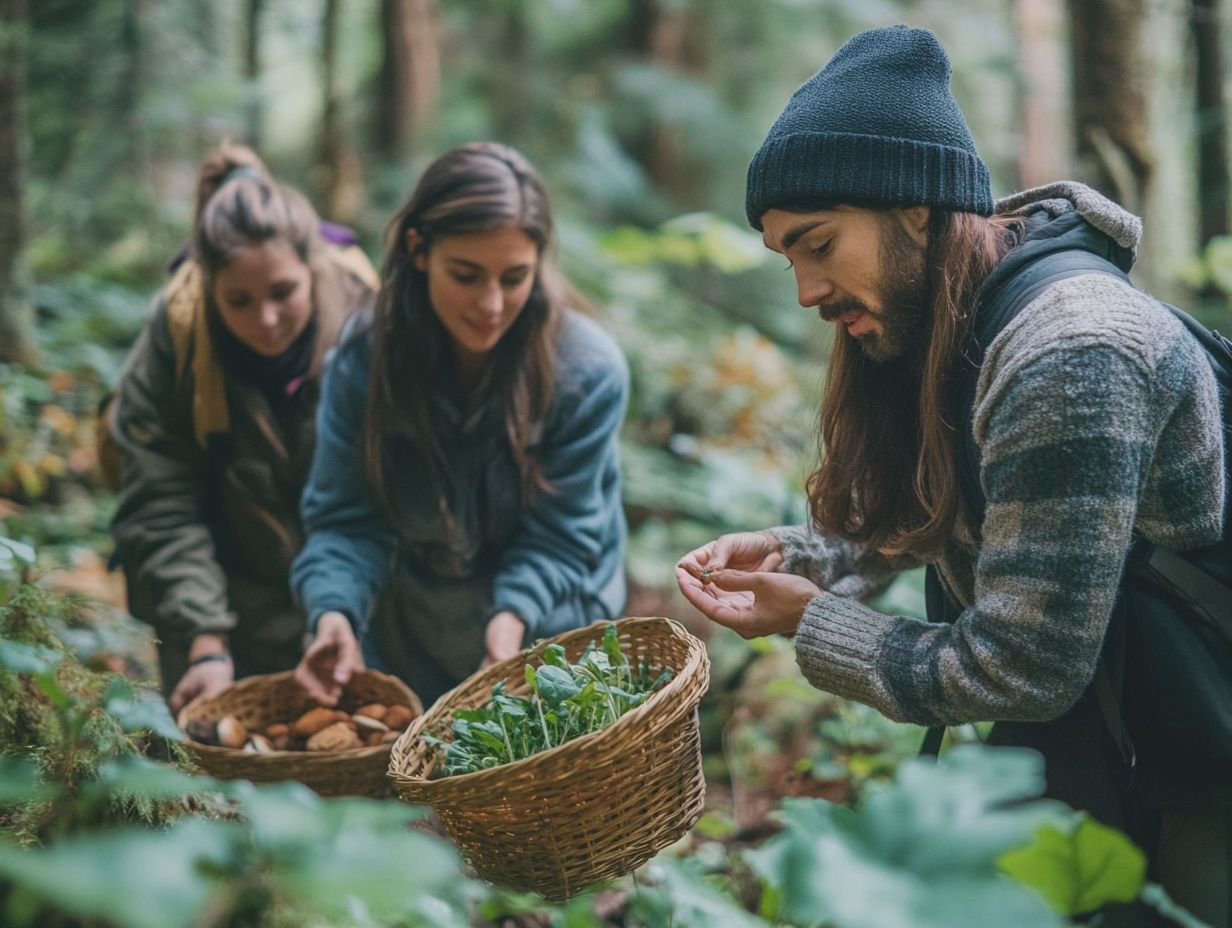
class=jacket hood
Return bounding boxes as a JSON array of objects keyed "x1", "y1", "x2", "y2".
[
  {"x1": 980, "y1": 182, "x2": 1141, "y2": 301},
  {"x1": 996, "y1": 181, "x2": 1141, "y2": 251}
]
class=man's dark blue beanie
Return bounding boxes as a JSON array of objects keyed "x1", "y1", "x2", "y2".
[{"x1": 745, "y1": 26, "x2": 993, "y2": 229}]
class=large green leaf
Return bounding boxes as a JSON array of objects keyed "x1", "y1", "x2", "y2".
[
  {"x1": 103, "y1": 677, "x2": 183, "y2": 741},
  {"x1": 639, "y1": 858, "x2": 773, "y2": 928},
  {"x1": 0, "y1": 754, "x2": 51, "y2": 804},
  {"x1": 276, "y1": 816, "x2": 466, "y2": 923},
  {"x1": 999, "y1": 815, "x2": 1146, "y2": 915},
  {"x1": 86, "y1": 754, "x2": 218, "y2": 802},
  {"x1": 238, "y1": 785, "x2": 466, "y2": 924},
  {"x1": 745, "y1": 745, "x2": 1066, "y2": 928},
  {"x1": 535, "y1": 664, "x2": 584, "y2": 704},
  {"x1": 0, "y1": 818, "x2": 238, "y2": 928},
  {"x1": 0, "y1": 638, "x2": 62, "y2": 675}
]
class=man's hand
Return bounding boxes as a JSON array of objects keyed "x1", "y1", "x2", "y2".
[
  {"x1": 168, "y1": 655, "x2": 233, "y2": 714},
  {"x1": 296, "y1": 611, "x2": 365, "y2": 707},
  {"x1": 481, "y1": 611, "x2": 526, "y2": 669},
  {"x1": 676, "y1": 530, "x2": 785, "y2": 578},
  {"x1": 676, "y1": 563, "x2": 821, "y2": 640}
]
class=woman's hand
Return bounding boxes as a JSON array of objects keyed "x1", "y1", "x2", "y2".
[
  {"x1": 677, "y1": 530, "x2": 786, "y2": 578},
  {"x1": 481, "y1": 611, "x2": 526, "y2": 669},
  {"x1": 296, "y1": 611, "x2": 365, "y2": 707},
  {"x1": 677, "y1": 554, "x2": 821, "y2": 640},
  {"x1": 169, "y1": 635, "x2": 234, "y2": 714}
]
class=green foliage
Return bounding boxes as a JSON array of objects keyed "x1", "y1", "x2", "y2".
[
  {"x1": 630, "y1": 857, "x2": 773, "y2": 928},
  {"x1": 0, "y1": 583, "x2": 186, "y2": 840},
  {"x1": 427, "y1": 624, "x2": 672, "y2": 775},
  {"x1": 0, "y1": 782, "x2": 471, "y2": 928},
  {"x1": 999, "y1": 815, "x2": 1146, "y2": 916},
  {"x1": 1176, "y1": 236, "x2": 1232, "y2": 297},
  {"x1": 600, "y1": 213, "x2": 769, "y2": 274},
  {"x1": 744, "y1": 746, "x2": 1066, "y2": 928}
]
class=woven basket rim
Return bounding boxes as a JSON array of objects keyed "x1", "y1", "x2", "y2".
[
  {"x1": 178, "y1": 667, "x2": 419, "y2": 763},
  {"x1": 389, "y1": 616, "x2": 707, "y2": 792}
]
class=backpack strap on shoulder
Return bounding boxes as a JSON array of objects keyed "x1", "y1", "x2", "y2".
[
  {"x1": 954, "y1": 251, "x2": 1131, "y2": 529},
  {"x1": 330, "y1": 243, "x2": 381, "y2": 292}
]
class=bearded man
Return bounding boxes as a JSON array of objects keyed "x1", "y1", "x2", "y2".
[{"x1": 677, "y1": 25, "x2": 1227, "y2": 927}]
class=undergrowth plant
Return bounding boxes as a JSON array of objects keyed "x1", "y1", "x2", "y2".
[{"x1": 0, "y1": 582, "x2": 189, "y2": 841}]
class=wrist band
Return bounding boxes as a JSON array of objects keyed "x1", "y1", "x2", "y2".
[{"x1": 188, "y1": 653, "x2": 231, "y2": 668}]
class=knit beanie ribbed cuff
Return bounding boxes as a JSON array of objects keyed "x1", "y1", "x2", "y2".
[{"x1": 746, "y1": 131, "x2": 994, "y2": 228}]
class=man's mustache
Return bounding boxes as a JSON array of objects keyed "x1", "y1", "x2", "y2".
[{"x1": 818, "y1": 297, "x2": 869, "y2": 323}]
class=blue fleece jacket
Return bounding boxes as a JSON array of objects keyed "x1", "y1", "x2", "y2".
[{"x1": 290, "y1": 309, "x2": 629, "y2": 694}]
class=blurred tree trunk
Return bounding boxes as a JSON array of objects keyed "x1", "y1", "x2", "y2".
[
  {"x1": 0, "y1": 0, "x2": 35, "y2": 364},
  {"x1": 1014, "y1": 0, "x2": 1068, "y2": 189},
  {"x1": 485, "y1": 1, "x2": 528, "y2": 143},
  {"x1": 625, "y1": 0, "x2": 711, "y2": 209},
  {"x1": 316, "y1": 0, "x2": 360, "y2": 220},
  {"x1": 244, "y1": 0, "x2": 265, "y2": 150},
  {"x1": 376, "y1": 0, "x2": 440, "y2": 161},
  {"x1": 1193, "y1": 0, "x2": 1228, "y2": 245},
  {"x1": 1068, "y1": 0, "x2": 1153, "y2": 213},
  {"x1": 117, "y1": 0, "x2": 147, "y2": 181}
]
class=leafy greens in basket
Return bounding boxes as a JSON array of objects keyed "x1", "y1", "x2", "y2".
[{"x1": 424, "y1": 623, "x2": 673, "y2": 776}]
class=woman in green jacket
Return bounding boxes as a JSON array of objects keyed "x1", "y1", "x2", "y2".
[{"x1": 109, "y1": 142, "x2": 378, "y2": 712}]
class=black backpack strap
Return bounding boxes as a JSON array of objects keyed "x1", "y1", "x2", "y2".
[
  {"x1": 954, "y1": 251, "x2": 1131, "y2": 528},
  {"x1": 1128, "y1": 543, "x2": 1232, "y2": 641}
]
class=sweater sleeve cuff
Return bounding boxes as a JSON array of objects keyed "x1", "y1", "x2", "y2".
[
  {"x1": 181, "y1": 611, "x2": 238, "y2": 638},
  {"x1": 307, "y1": 606, "x2": 360, "y2": 637},
  {"x1": 491, "y1": 591, "x2": 542, "y2": 641},
  {"x1": 764, "y1": 525, "x2": 818, "y2": 577},
  {"x1": 793, "y1": 591, "x2": 903, "y2": 719}
]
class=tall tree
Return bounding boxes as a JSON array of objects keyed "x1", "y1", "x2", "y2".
[
  {"x1": 317, "y1": 0, "x2": 358, "y2": 219},
  {"x1": 117, "y1": 0, "x2": 147, "y2": 181},
  {"x1": 244, "y1": 0, "x2": 266, "y2": 149},
  {"x1": 624, "y1": 0, "x2": 712, "y2": 209},
  {"x1": 1068, "y1": 0, "x2": 1153, "y2": 214},
  {"x1": 1014, "y1": 0, "x2": 1068, "y2": 189},
  {"x1": 1192, "y1": 0, "x2": 1229, "y2": 245},
  {"x1": 376, "y1": 0, "x2": 440, "y2": 161},
  {"x1": 0, "y1": 0, "x2": 35, "y2": 364}
]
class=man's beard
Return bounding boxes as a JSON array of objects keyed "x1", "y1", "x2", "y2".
[{"x1": 825, "y1": 222, "x2": 930, "y2": 364}]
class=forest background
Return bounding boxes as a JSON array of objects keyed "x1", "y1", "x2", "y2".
[{"x1": 0, "y1": 1, "x2": 1230, "y2": 926}]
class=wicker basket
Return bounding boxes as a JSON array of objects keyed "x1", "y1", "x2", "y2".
[
  {"x1": 178, "y1": 669, "x2": 423, "y2": 797},
  {"x1": 388, "y1": 616, "x2": 710, "y2": 901}
]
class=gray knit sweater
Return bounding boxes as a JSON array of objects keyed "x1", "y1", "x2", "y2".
[{"x1": 776, "y1": 183, "x2": 1226, "y2": 727}]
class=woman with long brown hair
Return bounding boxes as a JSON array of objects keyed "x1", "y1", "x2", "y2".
[
  {"x1": 109, "y1": 142, "x2": 378, "y2": 712},
  {"x1": 291, "y1": 142, "x2": 629, "y2": 707}
]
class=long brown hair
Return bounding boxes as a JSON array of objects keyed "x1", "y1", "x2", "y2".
[
  {"x1": 364, "y1": 141, "x2": 564, "y2": 512},
  {"x1": 807, "y1": 209, "x2": 1024, "y2": 558},
  {"x1": 191, "y1": 141, "x2": 344, "y2": 352}
]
